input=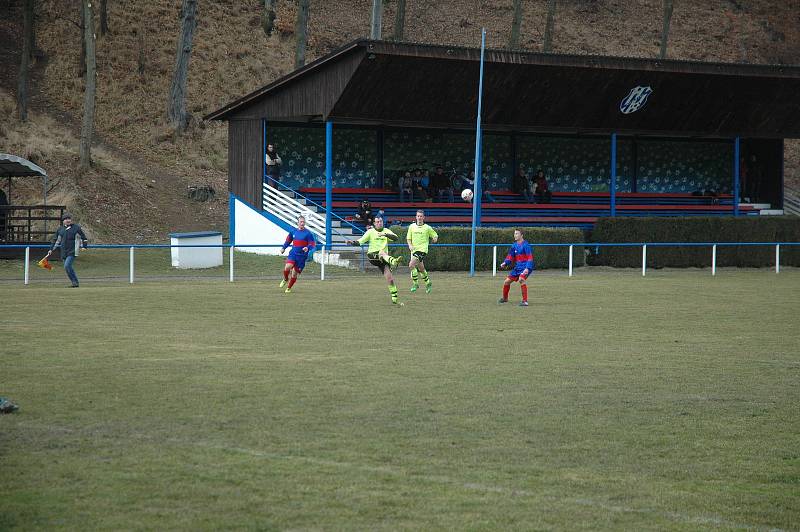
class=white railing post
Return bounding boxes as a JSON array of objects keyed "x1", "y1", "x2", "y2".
[
  {"x1": 321, "y1": 248, "x2": 326, "y2": 281},
  {"x1": 712, "y1": 244, "x2": 717, "y2": 276},
  {"x1": 24, "y1": 246, "x2": 30, "y2": 285},
  {"x1": 129, "y1": 246, "x2": 135, "y2": 284},
  {"x1": 229, "y1": 245, "x2": 234, "y2": 282},
  {"x1": 642, "y1": 244, "x2": 647, "y2": 277},
  {"x1": 492, "y1": 246, "x2": 497, "y2": 277},
  {"x1": 568, "y1": 245, "x2": 574, "y2": 277},
  {"x1": 776, "y1": 244, "x2": 780, "y2": 274}
]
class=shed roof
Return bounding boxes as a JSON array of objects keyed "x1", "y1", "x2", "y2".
[
  {"x1": 206, "y1": 40, "x2": 800, "y2": 138},
  {"x1": 0, "y1": 153, "x2": 47, "y2": 178}
]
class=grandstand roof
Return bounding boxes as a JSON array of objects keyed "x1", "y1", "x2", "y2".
[
  {"x1": 206, "y1": 39, "x2": 800, "y2": 139},
  {"x1": 0, "y1": 153, "x2": 47, "y2": 178}
]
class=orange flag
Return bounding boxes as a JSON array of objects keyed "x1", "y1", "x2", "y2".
[{"x1": 37, "y1": 257, "x2": 53, "y2": 271}]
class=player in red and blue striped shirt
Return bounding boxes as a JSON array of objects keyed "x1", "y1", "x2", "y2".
[
  {"x1": 498, "y1": 229, "x2": 534, "y2": 307},
  {"x1": 280, "y1": 216, "x2": 316, "y2": 293}
]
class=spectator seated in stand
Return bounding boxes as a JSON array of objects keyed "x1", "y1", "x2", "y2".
[
  {"x1": 412, "y1": 169, "x2": 429, "y2": 202},
  {"x1": 354, "y1": 199, "x2": 375, "y2": 227},
  {"x1": 399, "y1": 171, "x2": 414, "y2": 202},
  {"x1": 512, "y1": 166, "x2": 532, "y2": 203},
  {"x1": 534, "y1": 169, "x2": 552, "y2": 203},
  {"x1": 432, "y1": 166, "x2": 454, "y2": 203}
]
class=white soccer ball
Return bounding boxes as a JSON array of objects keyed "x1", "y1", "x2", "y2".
[{"x1": 461, "y1": 188, "x2": 474, "y2": 202}]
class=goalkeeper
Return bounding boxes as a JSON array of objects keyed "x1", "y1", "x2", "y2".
[
  {"x1": 406, "y1": 209, "x2": 438, "y2": 293},
  {"x1": 347, "y1": 216, "x2": 403, "y2": 304}
]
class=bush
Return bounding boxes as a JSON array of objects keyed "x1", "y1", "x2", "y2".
[
  {"x1": 588, "y1": 216, "x2": 800, "y2": 268},
  {"x1": 387, "y1": 226, "x2": 584, "y2": 271}
]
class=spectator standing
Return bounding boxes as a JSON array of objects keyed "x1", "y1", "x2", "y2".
[
  {"x1": 45, "y1": 213, "x2": 88, "y2": 288},
  {"x1": 534, "y1": 169, "x2": 552, "y2": 203},
  {"x1": 0, "y1": 188, "x2": 8, "y2": 242},
  {"x1": 265, "y1": 143, "x2": 283, "y2": 188}
]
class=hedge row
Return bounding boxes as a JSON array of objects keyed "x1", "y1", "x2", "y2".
[
  {"x1": 386, "y1": 226, "x2": 585, "y2": 271},
  {"x1": 588, "y1": 216, "x2": 800, "y2": 268}
]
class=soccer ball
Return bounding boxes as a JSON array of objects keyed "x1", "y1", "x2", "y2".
[{"x1": 461, "y1": 189, "x2": 474, "y2": 202}]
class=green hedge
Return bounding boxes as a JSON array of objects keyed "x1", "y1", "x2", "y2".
[
  {"x1": 588, "y1": 216, "x2": 800, "y2": 268},
  {"x1": 386, "y1": 226, "x2": 584, "y2": 271}
]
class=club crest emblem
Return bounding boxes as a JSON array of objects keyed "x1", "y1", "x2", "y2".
[{"x1": 620, "y1": 86, "x2": 653, "y2": 114}]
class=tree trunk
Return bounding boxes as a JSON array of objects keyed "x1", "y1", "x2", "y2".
[
  {"x1": 543, "y1": 0, "x2": 557, "y2": 52},
  {"x1": 262, "y1": 0, "x2": 277, "y2": 36},
  {"x1": 509, "y1": 0, "x2": 523, "y2": 49},
  {"x1": 100, "y1": 0, "x2": 109, "y2": 35},
  {"x1": 79, "y1": 0, "x2": 97, "y2": 170},
  {"x1": 370, "y1": 0, "x2": 382, "y2": 39},
  {"x1": 17, "y1": 0, "x2": 33, "y2": 121},
  {"x1": 393, "y1": 0, "x2": 406, "y2": 41},
  {"x1": 659, "y1": 0, "x2": 673, "y2": 59},
  {"x1": 295, "y1": 0, "x2": 309, "y2": 69},
  {"x1": 78, "y1": 0, "x2": 86, "y2": 77},
  {"x1": 26, "y1": 0, "x2": 36, "y2": 59},
  {"x1": 167, "y1": 0, "x2": 198, "y2": 133}
]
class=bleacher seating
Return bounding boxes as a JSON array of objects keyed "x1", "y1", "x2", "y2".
[{"x1": 293, "y1": 187, "x2": 754, "y2": 231}]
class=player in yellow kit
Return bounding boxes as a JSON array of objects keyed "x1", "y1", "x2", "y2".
[
  {"x1": 406, "y1": 209, "x2": 438, "y2": 293},
  {"x1": 347, "y1": 216, "x2": 404, "y2": 304}
]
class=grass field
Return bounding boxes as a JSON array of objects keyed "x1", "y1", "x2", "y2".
[{"x1": 2, "y1": 269, "x2": 799, "y2": 530}]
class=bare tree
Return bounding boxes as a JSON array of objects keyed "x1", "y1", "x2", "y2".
[
  {"x1": 393, "y1": 0, "x2": 406, "y2": 41},
  {"x1": 509, "y1": 0, "x2": 523, "y2": 49},
  {"x1": 543, "y1": 0, "x2": 557, "y2": 52},
  {"x1": 659, "y1": 0, "x2": 673, "y2": 59},
  {"x1": 17, "y1": 0, "x2": 34, "y2": 121},
  {"x1": 99, "y1": 0, "x2": 109, "y2": 35},
  {"x1": 262, "y1": 0, "x2": 277, "y2": 36},
  {"x1": 295, "y1": 0, "x2": 309, "y2": 69},
  {"x1": 167, "y1": 0, "x2": 198, "y2": 133},
  {"x1": 370, "y1": 0, "x2": 382, "y2": 39},
  {"x1": 79, "y1": 0, "x2": 97, "y2": 170},
  {"x1": 78, "y1": 0, "x2": 86, "y2": 77}
]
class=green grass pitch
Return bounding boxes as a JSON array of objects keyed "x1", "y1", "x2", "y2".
[{"x1": 2, "y1": 267, "x2": 799, "y2": 529}]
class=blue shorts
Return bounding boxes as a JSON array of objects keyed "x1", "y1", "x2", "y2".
[
  {"x1": 286, "y1": 252, "x2": 308, "y2": 273},
  {"x1": 508, "y1": 266, "x2": 532, "y2": 281}
]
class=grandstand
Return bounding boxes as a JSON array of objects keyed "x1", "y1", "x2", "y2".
[{"x1": 206, "y1": 39, "x2": 800, "y2": 253}]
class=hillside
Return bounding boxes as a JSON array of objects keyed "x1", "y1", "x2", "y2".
[{"x1": 1, "y1": 0, "x2": 799, "y2": 242}]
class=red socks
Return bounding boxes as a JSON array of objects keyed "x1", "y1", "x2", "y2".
[
  {"x1": 521, "y1": 284, "x2": 528, "y2": 302},
  {"x1": 502, "y1": 284, "x2": 510, "y2": 300},
  {"x1": 283, "y1": 269, "x2": 290, "y2": 281},
  {"x1": 287, "y1": 277, "x2": 297, "y2": 289}
]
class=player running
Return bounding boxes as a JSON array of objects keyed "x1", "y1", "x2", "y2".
[
  {"x1": 406, "y1": 209, "x2": 438, "y2": 293},
  {"x1": 280, "y1": 215, "x2": 316, "y2": 293},
  {"x1": 347, "y1": 216, "x2": 404, "y2": 304},
  {"x1": 498, "y1": 229, "x2": 534, "y2": 307}
]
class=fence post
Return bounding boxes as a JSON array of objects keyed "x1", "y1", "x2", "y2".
[
  {"x1": 492, "y1": 246, "x2": 497, "y2": 277},
  {"x1": 776, "y1": 244, "x2": 780, "y2": 274},
  {"x1": 568, "y1": 245, "x2": 573, "y2": 277},
  {"x1": 229, "y1": 245, "x2": 234, "y2": 282},
  {"x1": 129, "y1": 246, "x2": 135, "y2": 284},
  {"x1": 642, "y1": 244, "x2": 647, "y2": 276},
  {"x1": 321, "y1": 248, "x2": 326, "y2": 281},
  {"x1": 24, "y1": 246, "x2": 30, "y2": 285},
  {"x1": 712, "y1": 244, "x2": 716, "y2": 276}
]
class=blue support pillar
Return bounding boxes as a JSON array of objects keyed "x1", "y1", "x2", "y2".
[
  {"x1": 734, "y1": 136, "x2": 740, "y2": 217},
  {"x1": 325, "y1": 121, "x2": 333, "y2": 249},
  {"x1": 610, "y1": 132, "x2": 617, "y2": 217},
  {"x1": 469, "y1": 28, "x2": 487, "y2": 277}
]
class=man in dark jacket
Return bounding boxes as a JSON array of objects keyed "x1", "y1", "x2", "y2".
[{"x1": 45, "y1": 213, "x2": 88, "y2": 287}]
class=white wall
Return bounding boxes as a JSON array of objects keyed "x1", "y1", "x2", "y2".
[{"x1": 233, "y1": 196, "x2": 287, "y2": 255}]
